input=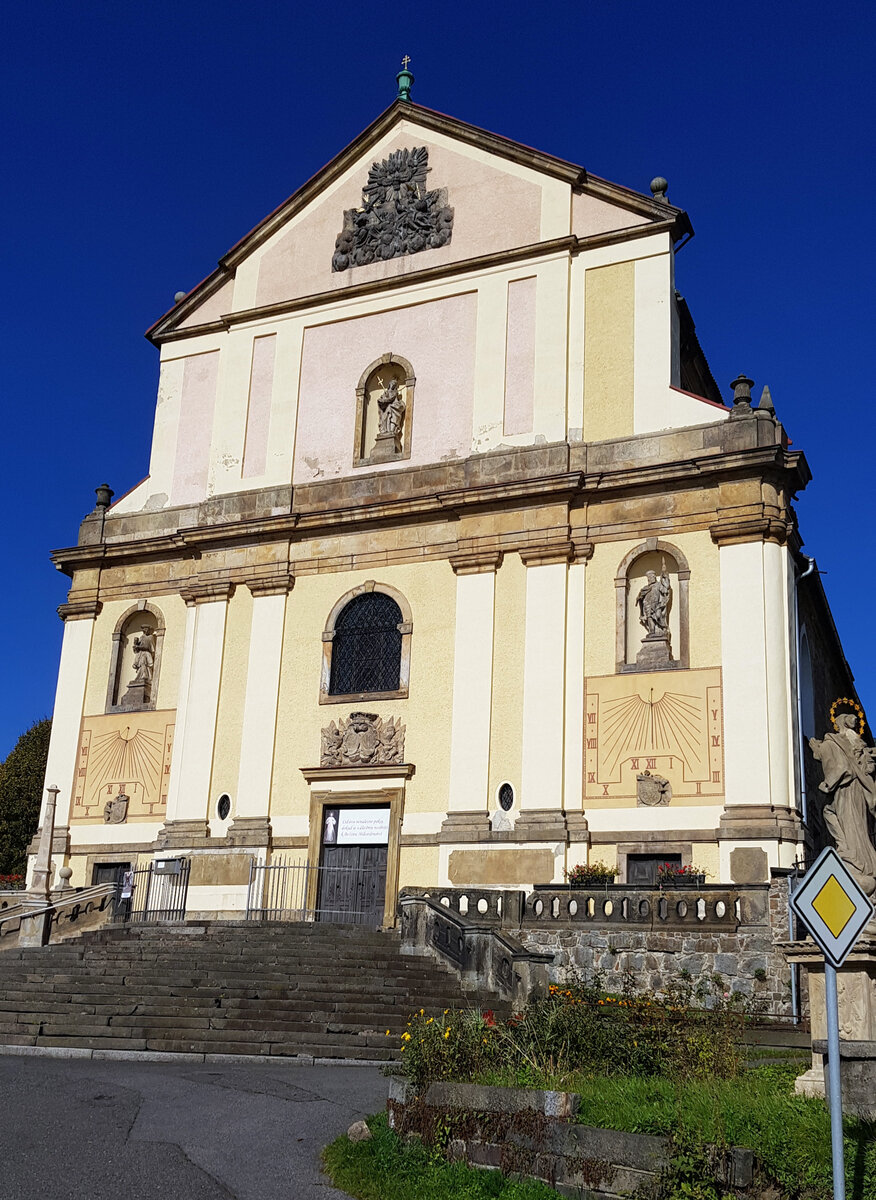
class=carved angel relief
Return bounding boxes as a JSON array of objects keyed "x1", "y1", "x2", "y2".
[
  {"x1": 332, "y1": 147, "x2": 454, "y2": 271},
  {"x1": 321, "y1": 712, "x2": 406, "y2": 767}
]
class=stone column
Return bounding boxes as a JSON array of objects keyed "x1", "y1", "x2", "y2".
[
  {"x1": 160, "y1": 582, "x2": 233, "y2": 848},
  {"x1": 715, "y1": 532, "x2": 800, "y2": 874},
  {"x1": 228, "y1": 574, "x2": 294, "y2": 847},
  {"x1": 29, "y1": 601, "x2": 100, "y2": 881},
  {"x1": 441, "y1": 551, "x2": 502, "y2": 841},
  {"x1": 517, "y1": 543, "x2": 571, "y2": 842}
]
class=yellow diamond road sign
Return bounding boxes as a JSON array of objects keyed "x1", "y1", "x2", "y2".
[{"x1": 790, "y1": 846, "x2": 875, "y2": 968}]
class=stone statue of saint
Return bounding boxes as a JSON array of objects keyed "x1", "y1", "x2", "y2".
[
  {"x1": 377, "y1": 378, "x2": 406, "y2": 439},
  {"x1": 809, "y1": 713, "x2": 876, "y2": 896},
  {"x1": 636, "y1": 567, "x2": 672, "y2": 639},
  {"x1": 131, "y1": 626, "x2": 155, "y2": 685}
]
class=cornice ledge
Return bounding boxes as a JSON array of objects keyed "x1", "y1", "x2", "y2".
[
  {"x1": 438, "y1": 471, "x2": 583, "y2": 513},
  {"x1": 179, "y1": 579, "x2": 236, "y2": 606},
  {"x1": 710, "y1": 516, "x2": 791, "y2": 547},
  {"x1": 246, "y1": 571, "x2": 295, "y2": 597},
  {"x1": 449, "y1": 549, "x2": 504, "y2": 575},
  {"x1": 300, "y1": 763, "x2": 415, "y2": 782},
  {"x1": 57, "y1": 598, "x2": 103, "y2": 622}
]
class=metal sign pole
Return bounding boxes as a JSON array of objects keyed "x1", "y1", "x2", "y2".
[{"x1": 824, "y1": 961, "x2": 846, "y2": 1200}]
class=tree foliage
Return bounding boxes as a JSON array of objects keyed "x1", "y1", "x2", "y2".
[{"x1": 0, "y1": 718, "x2": 52, "y2": 875}]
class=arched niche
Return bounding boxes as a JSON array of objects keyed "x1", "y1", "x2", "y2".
[
  {"x1": 615, "y1": 539, "x2": 689, "y2": 672},
  {"x1": 353, "y1": 354, "x2": 416, "y2": 468},
  {"x1": 320, "y1": 580, "x2": 413, "y2": 704},
  {"x1": 105, "y1": 601, "x2": 166, "y2": 712}
]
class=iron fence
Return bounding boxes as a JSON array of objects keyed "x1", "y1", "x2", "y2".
[
  {"x1": 245, "y1": 855, "x2": 384, "y2": 924},
  {"x1": 111, "y1": 858, "x2": 190, "y2": 924}
]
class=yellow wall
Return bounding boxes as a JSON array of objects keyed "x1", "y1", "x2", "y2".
[
  {"x1": 582, "y1": 262, "x2": 635, "y2": 441},
  {"x1": 271, "y1": 560, "x2": 458, "y2": 819}
]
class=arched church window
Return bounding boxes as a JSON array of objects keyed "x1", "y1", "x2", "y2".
[
  {"x1": 353, "y1": 354, "x2": 416, "y2": 468},
  {"x1": 106, "y1": 603, "x2": 165, "y2": 712},
  {"x1": 320, "y1": 582, "x2": 413, "y2": 704},
  {"x1": 614, "y1": 541, "x2": 690, "y2": 672}
]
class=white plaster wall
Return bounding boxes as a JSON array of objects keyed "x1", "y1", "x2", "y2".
[
  {"x1": 40, "y1": 619, "x2": 95, "y2": 828},
  {"x1": 236, "y1": 593, "x2": 286, "y2": 819}
]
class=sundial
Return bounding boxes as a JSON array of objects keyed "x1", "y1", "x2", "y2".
[
  {"x1": 71, "y1": 710, "x2": 175, "y2": 822},
  {"x1": 583, "y1": 668, "x2": 723, "y2": 803}
]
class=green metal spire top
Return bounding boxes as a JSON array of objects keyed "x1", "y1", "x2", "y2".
[{"x1": 396, "y1": 55, "x2": 414, "y2": 102}]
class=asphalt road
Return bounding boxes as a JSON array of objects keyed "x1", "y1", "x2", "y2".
[{"x1": 0, "y1": 1053, "x2": 389, "y2": 1199}]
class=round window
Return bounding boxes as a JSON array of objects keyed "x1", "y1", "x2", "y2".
[
  {"x1": 498, "y1": 783, "x2": 514, "y2": 811},
  {"x1": 217, "y1": 794, "x2": 231, "y2": 820}
]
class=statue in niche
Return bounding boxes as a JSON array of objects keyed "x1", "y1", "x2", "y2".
[
  {"x1": 378, "y1": 378, "x2": 406, "y2": 439},
  {"x1": 320, "y1": 712, "x2": 406, "y2": 767},
  {"x1": 119, "y1": 623, "x2": 156, "y2": 708},
  {"x1": 636, "y1": 770, "x2": 672, "y2": 807},
  {"x1": 636, "y1": 566, "x2": 672, "y2": 638},
  {"x1": 635, "y1": 562, "x2": 673, "y2": 669},
  {"x1": 809, "y1": 712, "x2": 876, "y2": 896},
  {"x1": 370, "y1": 374, "x2": 407, "y2": 462}
]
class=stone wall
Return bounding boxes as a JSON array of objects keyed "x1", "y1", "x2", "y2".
[{"x1": 518, "y1": 873, "x2": 798, "y2": 1017}]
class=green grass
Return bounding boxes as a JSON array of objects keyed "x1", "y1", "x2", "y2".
[
  {"x1": 322, "y1": 1112, "x2": 566, "y2": 1200},
  {"x1": 475, "y1": 1064, "x2": 876, "y2": 1198}
]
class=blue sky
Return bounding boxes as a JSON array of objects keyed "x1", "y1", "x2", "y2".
[{"x1": 0, "y1": 0, "x2": 873, "y2": 756}]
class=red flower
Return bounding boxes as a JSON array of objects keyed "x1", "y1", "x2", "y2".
[{"x1": 482, "y1": 1009, "x2": 496, "y2": 1027}]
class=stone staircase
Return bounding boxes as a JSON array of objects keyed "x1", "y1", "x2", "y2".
[{"x1": 0, "y1": 921, "x2": 484, "y2": 1060}]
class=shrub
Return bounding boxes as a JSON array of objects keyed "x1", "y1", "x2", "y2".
[{"x1": 397, "y1": 971, "x2": 750, "y2": 1088}]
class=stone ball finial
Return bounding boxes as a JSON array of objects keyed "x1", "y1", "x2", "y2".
[
  {"x1": 650, "y1": 176, "x2": 669, "y2": 200},
  {"x1": 174, "y1": 291, "x2": 187, "y2": 303},
  {"x1": 95, "y1": 483, "x2": 114, "y2": 510},
  {"x1": 728, "y1": 374, "x2": 755, "y2": 419},
  {"x1": 57, "y1": 866, "x2": 73, "y2": 892}
]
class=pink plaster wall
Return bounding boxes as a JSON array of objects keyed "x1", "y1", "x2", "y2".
[
  {"x1": 256, "y1": 137, "x2": 543, "y2": 309},
  {"x1": 171, "y1": 351, "x2": 219, "y2": 505},
  {"x1": 572, "y1": 192, "x2": 650, "y2": 238},
  {"x1": 503, "y1": 277, "x2": 536, "y2": 436},
  {"x1": 242, "y1": 334, "x2": 276, "y2": 478},
  {"x1": 294, "y1": 293, "x2": 477, "y2": 483},
  {"x1": 178, "y1": 277, "x2": 234, "y2": 328}
]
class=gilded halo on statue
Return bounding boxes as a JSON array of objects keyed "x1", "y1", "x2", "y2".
[{"x1": 829, "y1": 696, "x2": 866, "y2": 735}]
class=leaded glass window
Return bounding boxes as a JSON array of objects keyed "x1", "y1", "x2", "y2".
[{"x1": 328, "y1": 592, "x2": 403, "y2": 696}]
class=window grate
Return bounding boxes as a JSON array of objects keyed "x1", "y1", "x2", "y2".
[{"x1": 329, "y1": 593, "x2": 403, "y2": 695}]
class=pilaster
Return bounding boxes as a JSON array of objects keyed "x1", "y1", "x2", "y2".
[
  {"x1": 230, "y1": 575, "x2": 293, "y2": 836},
  {"x1": 162, "y1": 585, "x2": 231, "y2": 832}
]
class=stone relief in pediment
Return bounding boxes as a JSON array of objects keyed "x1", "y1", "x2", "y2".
[
  {"x1": 320, "y1": 712, "x2": 406, "y2": 767},
  {"x1": 331, "y1": 147, "x2": 454, "y2": 272}
]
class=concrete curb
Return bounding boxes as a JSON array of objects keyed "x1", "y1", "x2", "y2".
[{"x1": 0, "y1": 1044, "x2": 388, "y2": 1068}]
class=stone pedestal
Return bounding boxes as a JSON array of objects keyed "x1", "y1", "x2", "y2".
[
  {"x1": 636, "y1": 633, "x2": 672, "y2": 669},
  {"x1": 783, "y1": 933, "x2": 876, "y2": 1119},
  {"x1": 370, "y1": 431, "x2": 401, "y2": 462},
  {"x1": 119, "y1": 679, "x2": 149, "y2": 709}
]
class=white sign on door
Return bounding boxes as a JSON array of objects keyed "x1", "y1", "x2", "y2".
[{"x1": 336, "y1": 807, "x2": 391, "y2": 845}]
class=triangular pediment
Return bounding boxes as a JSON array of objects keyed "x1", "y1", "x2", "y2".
[{"x1": 149, "y1": 101, "x2": 689, "y2": 343}]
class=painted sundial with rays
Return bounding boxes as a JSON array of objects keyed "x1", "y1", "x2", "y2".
[
  {"x1": 71, "y1": 711, "x2": 175, "y2": 822},
  {"x1": 583, "y1": 668, "x2": 724, "y2": 804}
]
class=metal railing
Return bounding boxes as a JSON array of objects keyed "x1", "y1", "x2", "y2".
[
  {"x1": 246, "y1": 856, "x2": 385, "y2": 925},
  {"x1": 111, "y1": 859, "x2": 191, "y2": 924}
]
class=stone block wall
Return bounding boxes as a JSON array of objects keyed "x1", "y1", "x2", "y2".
[{"x1": 518, "y1": 873, "x2": 799, "y2": 1017}]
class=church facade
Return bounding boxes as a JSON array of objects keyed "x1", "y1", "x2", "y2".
[{"x1": 36, "y1": 86, "x2": 860, "y2": 921}]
